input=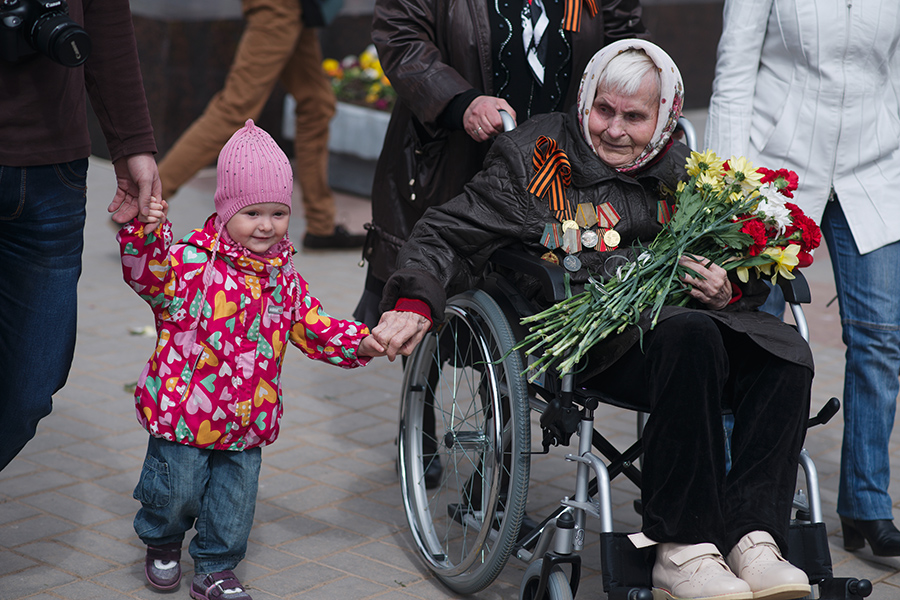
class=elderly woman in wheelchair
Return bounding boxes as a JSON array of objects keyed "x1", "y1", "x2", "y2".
[{"x1": 372, "y1": 40, "x2": 815, "y2": 600}]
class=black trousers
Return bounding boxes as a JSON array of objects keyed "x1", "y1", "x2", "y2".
[{"x1": 592, "y1": 311, "x2": 812, "y2": 554}]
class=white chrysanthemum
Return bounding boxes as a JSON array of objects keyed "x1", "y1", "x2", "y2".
[{"x1": 755, "y1": 184, "x2": 792, "y2": 234}]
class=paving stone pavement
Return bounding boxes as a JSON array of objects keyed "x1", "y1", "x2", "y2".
[{"x1": 2, "y1": 154, "x2": 900, "y2": 600}]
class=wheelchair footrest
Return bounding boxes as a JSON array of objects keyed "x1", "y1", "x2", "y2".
[
  {"x1": 606, "y1": 587, "x2": 653, "y2": 600},
  {"x1": 600, "y1": 532, "x2": 653, "y2": 592},
  {"x1": 816, "y1": 577, "x2": 873, "y2": 599},
  {"x1": 787, "y1": 522, "x2": 832, "y2": 581}
]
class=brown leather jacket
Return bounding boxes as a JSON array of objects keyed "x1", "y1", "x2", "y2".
[{"x1": 363, "y1": 0, "x2": 649, "y2": 285}]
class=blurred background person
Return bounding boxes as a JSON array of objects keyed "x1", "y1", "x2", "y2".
[
  {"x1": 0, "y1": 0, "x2": 160, "y2": 470},
  {"x1": 705, "y1": 0, "x2": 900, "y2": 556},
  {"x1": 157, "y1": 0, "x2": 365, "y2": 250}
]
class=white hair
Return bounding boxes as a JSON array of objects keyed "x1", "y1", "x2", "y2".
[{"x1": 597, "y1": 49, "x2": 660, "y2": 98}]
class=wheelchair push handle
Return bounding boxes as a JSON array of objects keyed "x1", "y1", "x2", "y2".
[
  {"x1": 807, "y1": 397, "x2": 840, "y2": 429},
  {"x1": 500, "y1": 109, "x2": 516, "y2": 133}
]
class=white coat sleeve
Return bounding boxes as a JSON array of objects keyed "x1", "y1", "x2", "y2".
[{"x1": 703, "y1": 0, "x2": 774, "y2": 159}]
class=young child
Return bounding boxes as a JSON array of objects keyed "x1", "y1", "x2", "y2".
[{"x1": 118, "y1": 120, "x2": 384, "y2": 600}]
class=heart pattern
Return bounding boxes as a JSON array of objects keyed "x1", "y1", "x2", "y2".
[
  {"x1": 196, "y1": 420, "x2": 221, "y2": 445},
  {"x1": 122, "y1": 218, "x2": 370, "y2": 452},
  {"x1": 214, "y1": 290, "x2": 238, "y2": 321}
]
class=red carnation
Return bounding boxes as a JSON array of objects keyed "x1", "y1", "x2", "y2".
[
  {"x1": 758, "y1": 167, "x2": 798, "y2": 198},
  {"x1": 740, "y1": 217, "x2": 769, "y2": 256},
  {"x1": 784, "y1": 212, "x2": 822, "y2": 252}
]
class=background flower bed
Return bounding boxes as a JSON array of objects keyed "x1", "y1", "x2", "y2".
[{"x1": 323, "y1": 44, "x2": 396, "y2": 112}]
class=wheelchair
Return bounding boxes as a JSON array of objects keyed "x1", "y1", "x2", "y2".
[{"x1": 395, "y1": 120, "x2": 873, "y2": 600}]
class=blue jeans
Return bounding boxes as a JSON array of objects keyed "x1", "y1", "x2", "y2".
[
  {"x1": 822, "y1": 199, "x2": 900, "y2": 521},
  {"x1": 0, "y1": 160, "x2": 88, "y2": 470},
  {"x1": 133, "y1": 436, "x2": 263, "y2": 574}
]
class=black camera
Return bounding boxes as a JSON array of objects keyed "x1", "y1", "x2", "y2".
[{"x1": 0, "y1": 0, "x2": 90, "y2": 67}]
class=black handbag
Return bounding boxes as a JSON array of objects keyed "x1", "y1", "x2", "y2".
[{"x1": 300, "y1": 0, "x2": 343, "y2": 27}]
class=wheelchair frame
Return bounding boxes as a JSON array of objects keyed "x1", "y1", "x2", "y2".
[
  {"x1": 396, "y1": 252, "x2": 873, "y2": 600},
  {"x1": 395, "y1": 115, "x2": 871, "y2": 600}
]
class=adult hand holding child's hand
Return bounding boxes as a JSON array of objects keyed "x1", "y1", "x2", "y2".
[{"x1": 138, "y1": 197, "x2": 168, "y2": 235}]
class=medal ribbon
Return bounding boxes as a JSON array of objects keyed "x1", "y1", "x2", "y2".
[
  {"x1": 563, "y1": 0, "x2": 597, "y2": 33},
  {"x1": 527, "y1": 136, "x2": 573, "y2": 222}
]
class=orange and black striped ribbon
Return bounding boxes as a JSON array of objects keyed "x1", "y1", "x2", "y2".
[
  {"x1": 527, "y1": 136, "x2": 573, "y2": 222},
  {"x1": 563, "y1": 0, "x2": 597, "y2": 32}
]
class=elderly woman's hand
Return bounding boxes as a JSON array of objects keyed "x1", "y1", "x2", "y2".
[
  {"x1": 679, "y1": 255, "x2": 732, "y2": 310},
  {"x1": 370, "y1": 310, "x2": 431, "y2": 361},
  {"x1": 464, "y1": 96, "x2": 517, "y2": 141}
]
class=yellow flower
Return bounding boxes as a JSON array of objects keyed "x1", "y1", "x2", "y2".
[
  {"x1": 359, "y1": 48, "x2": 377, "y2": 70},
  {"x1": 695, "y1": 171, "x2": 723, "y2": 194},
  {"x1": 685, "y1": 150, "x2": 725, "y2": 178},
  {"x1": 725, "y1": 156, "x2": 764, "y2": 195},
  {"x1": 676, "y1": 181, "x2": 686, "y2": 193},
  {"x1": 322, "y1": 58, "x2": 342, "y2": 78},
  {"x1": 759, "y1": 244, "x2": 800, "y2": 282}
]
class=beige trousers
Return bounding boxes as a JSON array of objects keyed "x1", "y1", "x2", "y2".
[{"x1": 158, "y1": 0, "x2": 336, "y2": 235}]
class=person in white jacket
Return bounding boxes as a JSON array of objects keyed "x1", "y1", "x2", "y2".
[{"x1": 705, "y1": 0, "x2": 900, "y2": 557}]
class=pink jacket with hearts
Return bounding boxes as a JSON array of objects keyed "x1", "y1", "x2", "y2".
[{"x1": 118, "y1": 215, "x2": 370, "y2": 451}]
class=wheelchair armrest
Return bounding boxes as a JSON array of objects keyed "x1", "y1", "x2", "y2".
[
  {"x1": 777, "y1": 270, "x2": 811, "y2": 304},
  {"x1": 489, "y1": 246, "x2": 569, "y2": 302}
]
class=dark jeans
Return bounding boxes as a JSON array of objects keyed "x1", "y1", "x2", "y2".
[
  {"x1": 0, "y1": 160, "x2": 88, "y2": 470},
  {"x1": 593, "y1": 312, "x2": 812, "y2": 554}
]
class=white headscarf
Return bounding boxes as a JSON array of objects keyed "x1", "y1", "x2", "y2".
[{"x1": 577, "y1": 39, "x2": 684, "y2": 173}]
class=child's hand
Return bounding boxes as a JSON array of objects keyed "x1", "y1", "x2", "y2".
[
  {"x1": 357, "y1": 334, "x2": 386, "y2": 358},
  {"x1": 139, "y1": 197, "x2": 168, "y2": 234}
]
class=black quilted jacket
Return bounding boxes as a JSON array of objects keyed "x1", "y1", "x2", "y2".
[{"x1": 381, "y1": 107, "x2": 814, "y2": 374}]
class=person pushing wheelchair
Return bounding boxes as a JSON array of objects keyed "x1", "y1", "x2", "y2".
[{"x1": 371, "y1": 40, "x2": 813, "y2": 600}]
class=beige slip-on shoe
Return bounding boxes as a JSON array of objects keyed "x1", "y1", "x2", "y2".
[
  {"x1": 725, "y1": 531, "x2": 810, "y2": 600},
  {"x1": 653, "y1": 542, "x2": 753, "y2": 600}
]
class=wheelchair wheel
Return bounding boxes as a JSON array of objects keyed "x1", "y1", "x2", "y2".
[
  {"x1": 398, "y1": 289, "x2": 531, "y2": 594},
  {"x1": 519, "y1": 559, "x2": 574, "y2": 600}
]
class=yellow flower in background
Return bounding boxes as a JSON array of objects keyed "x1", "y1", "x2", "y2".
[
  {"x1": 322, "y1": 58, "x2": 342, "y2": 78},
  {"x1": 759, "y1": 244, "x2": 800, "y2": 282},
  {"x1": 685, "y1": 150, "x2": 725, "y2": 178},
  {"x1": 359, "y1": 47, "x2": 378, "y2": 70}
]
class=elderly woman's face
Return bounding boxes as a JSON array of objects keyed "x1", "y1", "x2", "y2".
[{"x1": 588, "y1": 71, "x2": 659, "y2": 168}]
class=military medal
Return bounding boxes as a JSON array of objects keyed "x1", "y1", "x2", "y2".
[
  {"x1": 562, "y1": 227, "x2": 582, "y2": 254},
  {"x1": 603, "y1": 229, "x2": 621, "y2": 248},
  {"x1": 597, "y1": 202, "x2": 621, "y2": 229},
  {"x1": 540, "y1": 222, "x2": 561, "y2": 250},
  {"x1": 561, "y1": 219, "x2": 578, "y2": 232},
  {"x1": 562, "y1": 254, "x2": 582, "y2": 272},
  {"x1": 541, "y1": 251, "x2": 560, "y2": 265},
  {"x1": 575, "y1": 203, "x2": 598, "y2": 228},
  {"x1": 581, "y1": 229, "x2": 599, "y2": 248}
]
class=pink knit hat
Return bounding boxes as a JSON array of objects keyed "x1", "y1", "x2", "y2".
[{"x1": 214, "y1": 119, "x2": 293, "y2": 225}]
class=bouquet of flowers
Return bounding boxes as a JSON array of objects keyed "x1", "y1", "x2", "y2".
[
  {"x1": 517, "y1": 150, "x2": 822, "y2": 381},
  {"x1": 322, "y1": 45, "x2": 397, "y2": 112}
]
